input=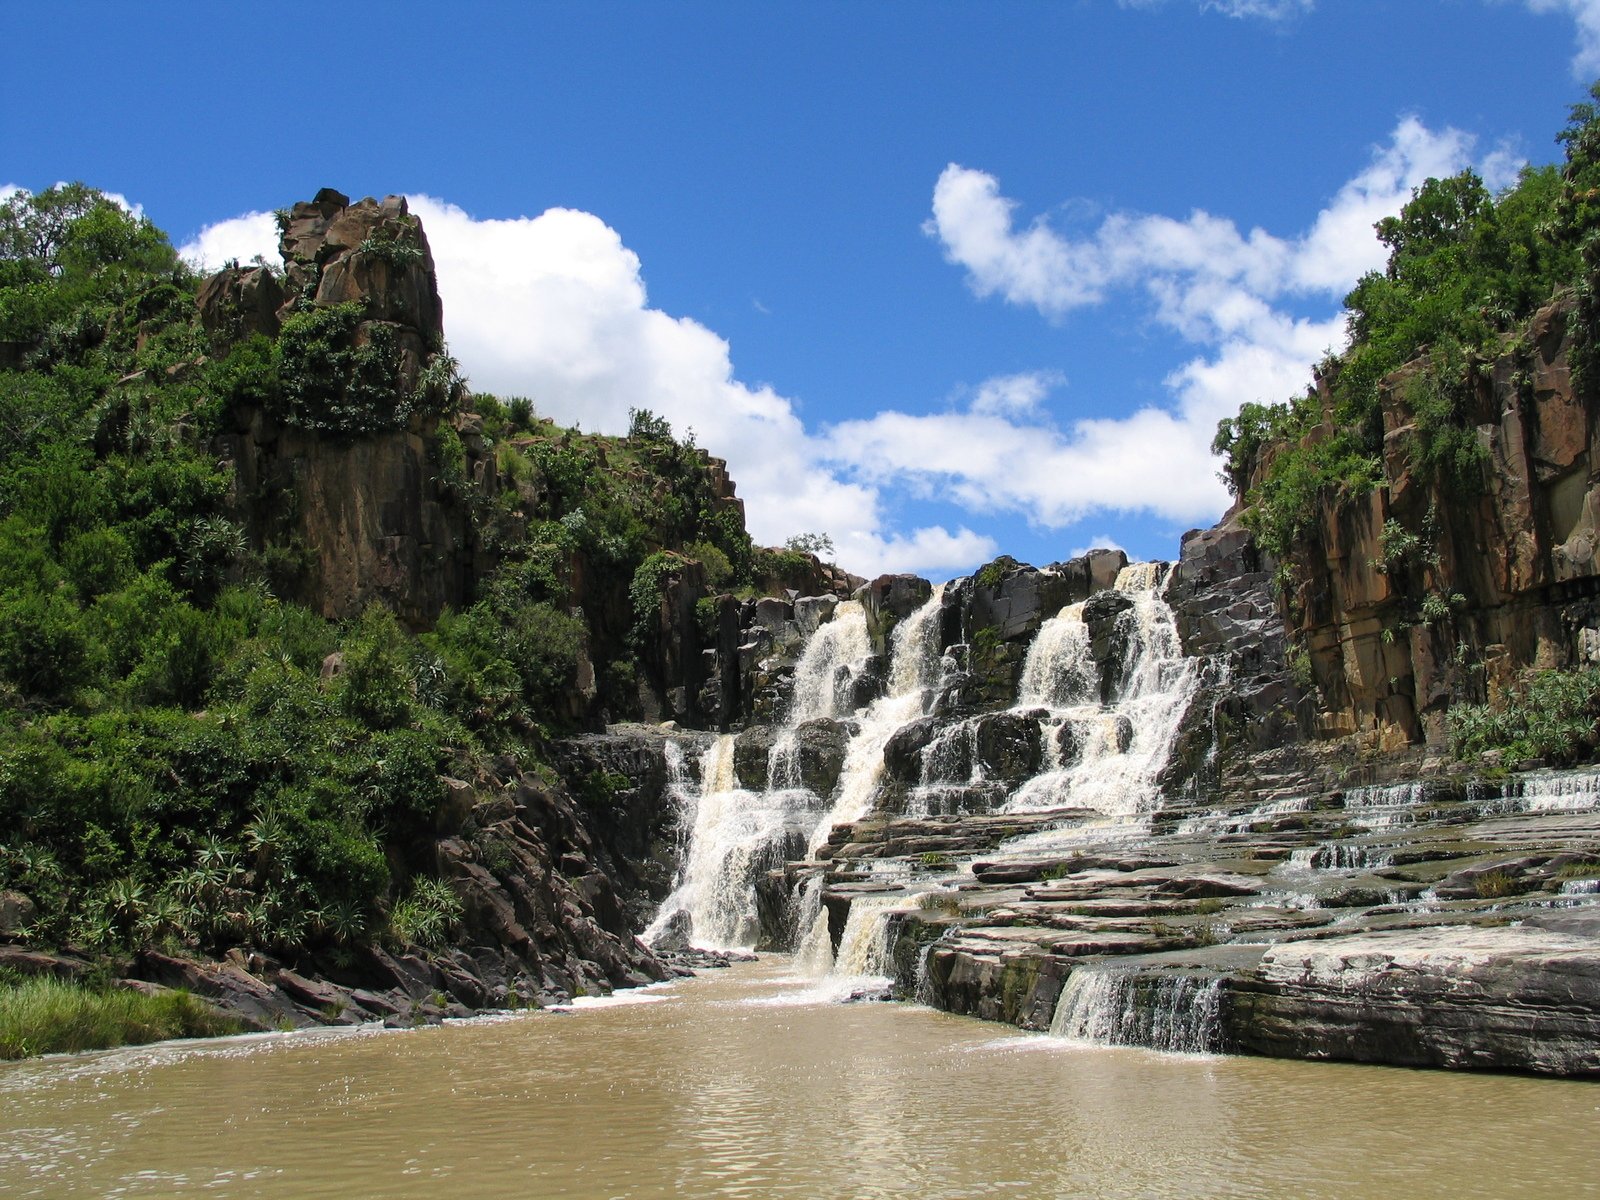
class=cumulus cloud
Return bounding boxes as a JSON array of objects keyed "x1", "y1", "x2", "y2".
[
  {"x1": 878, "y1": 119, "x2": 1511, "y2": 531},
  {"x1": 1521, "y1": 0, "x2": 1600, "y2": 75},
  {"x1": 1069, "y1": 535, "x2": 1129, "y2": 559},
  {"x1": 179, "y1": 200, "x2": 993, "y2": 579},
  {"x1": 180, "y1": 209, "x2": 278, "y2": 270}
]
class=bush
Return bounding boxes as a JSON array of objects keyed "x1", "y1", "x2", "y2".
[
  {"x1": 1449, "y1": 665, "x2": 1600, "y2": 765},
  {"x1": 274, "y1": 302, "x2": 408, "y2": 436}
]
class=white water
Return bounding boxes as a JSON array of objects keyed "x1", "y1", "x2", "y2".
[
  {"x1": 1050, "y1": 966, "x2": 1223, "y2": 1054},
  {"x1": 643, "y1": 734, "x2": 818, "y2": 950},
  {"x1": 1005, "y1": 564, "x2": 1198, "y2": 824},
  {"x1": 647, "y1": 589, "x2": 949, "y2": 952},
  {"x1": 808, "y1": 586, "x2": 947, "y2": 850},
  {"x1": 1508, "y1": 767, "x2": 1600, "y2": 812}
]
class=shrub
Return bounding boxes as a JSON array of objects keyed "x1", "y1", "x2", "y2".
[
  {"x1": 274, "y1": 302, "x2": 408, "y2": 436},
  {"x1": 1449, "y1": 665, "x2": 1600, "y2": 765}
]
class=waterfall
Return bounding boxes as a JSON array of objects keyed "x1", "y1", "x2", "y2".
[
  {"x1": 1005, "y1": 564, "x2": 1198, "y2": 822},
  {"x1": 1050, "y1": 966, "x2": 1223, "y2": 1054},
  {"x1": 643, "y1": 734, "x2": 809, "y2": 950},
  {"x1": 1508, "y1": 768, "x2": 1600, "y2": 813},
  {"x1": 787, "y1": 602, "x2": 871, "y2": 723},
  {"x1": 645, "y1": 589, "x2": 948, "y2": 951},
  {"x1": 807, "y1": 586, "x2": 948, "y2": 850},
  {"x1": 791, "y1": 876, "x2": 834, "y2": 974}
]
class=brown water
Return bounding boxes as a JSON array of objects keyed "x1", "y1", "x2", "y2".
[{"x1": 1, "y1": 957, "x2": 1596, "y2": 1199}]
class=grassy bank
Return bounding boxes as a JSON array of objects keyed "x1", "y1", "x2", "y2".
[{"x1": 0, "y1": 976, "x2": 240, "y2": 1060}]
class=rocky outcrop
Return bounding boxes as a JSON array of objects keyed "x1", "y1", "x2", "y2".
[
  {"x1": 202, "y1": 191, "x2": 495, "y2": 629},
  {"x1": 276, "y1": 188, "x2": 444, "y2": 390},
  {"x1": 215, "y1": 406, "x2": 496, "y2": 627},
  {"x1": 1269, "y1": 297, "x2": 1600, "y2": 749}
]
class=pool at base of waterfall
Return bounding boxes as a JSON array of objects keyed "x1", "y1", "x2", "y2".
[{"x1": 1, "y1": 956, "x2": 1593, "y2": 1200}]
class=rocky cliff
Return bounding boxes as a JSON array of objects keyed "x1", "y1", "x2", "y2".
[{"x1": 1262, "y1": 297, "x2": 1600, "y2": 751}]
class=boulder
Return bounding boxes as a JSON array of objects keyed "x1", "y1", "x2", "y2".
[
  {"x1": 196, "y1": 263, "x2": 283, "y2": 347},
  {"x1": 734, "y1": 725, "x2": 776, "y2": 790},
  {"x1": 973, "y1": 711, "x2": 1044, "y2": 785},
  {"x1": 883, "y1": 716, "x2": 943, "y2": 783},
  {"x1": 0, "y1": 890, "x2": 35, "y2": 940}
]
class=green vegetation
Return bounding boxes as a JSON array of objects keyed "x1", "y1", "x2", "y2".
[
  {"x1": 0, "y1": 975, "x2": 240, "y2": 1059},
  {"x1": 1449, "y1": 665, "x2": 1600, "y2": 765},
  {"x1": 0, "y1": 183, "x2": 782, "y2": 1013},
  {"x1": 1214, "y1": 87, "x2": 1600, "y2": 567}
]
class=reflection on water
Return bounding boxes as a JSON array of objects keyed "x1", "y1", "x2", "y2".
[{"x1": 1, "y1": 957, "x2": 1597, "y2": 1199}]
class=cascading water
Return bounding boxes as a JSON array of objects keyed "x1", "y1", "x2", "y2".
[
  {"x1": 646, "y1": 589, "x2": 949, "y2": 952},
  {"x1": 643, "y1": 733, "x2": 806, "y2": 950},
  {"x1": 1003, "y1": 564, "x2": 1198, "y2": 824},
  {"x1": 1050, "y1": 966, "x2": 1223, "y2": 1054},
  {"x1": 808, "y1": 586, "x2": 948, "y2": 850}
]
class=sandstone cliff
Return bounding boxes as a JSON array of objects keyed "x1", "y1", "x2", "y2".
[{"x1": 1255, "y1": 297, "x2": 1600, "y2": 752}]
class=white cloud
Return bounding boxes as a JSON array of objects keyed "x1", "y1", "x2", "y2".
[
  {"x1": 1521, "y1": 0, "x2": 1600, "y2": 75},
  {"x1": 179, "y1": 200, "x2": 990, "y2": 580},
  {"x1": 1117, "y1": 0, "x2": 1313, "y2": 17},
  {"x1": 1201, "y1": 0, "x2": 1313, "y2": 17},
  {"x1": 879, "y1": 119, "x2": 1511, "y2": 533},
  {"x1": 180, "y1": 210, "x2": 278, "y2": 271},
  {"x1": 970, "y1": 371, "x2": 1062, "y2": 417},
  {"x1": 1069, "y1": 535, "x2": 1128, "y2": 559}
]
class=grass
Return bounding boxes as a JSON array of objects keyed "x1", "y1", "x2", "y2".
[
  {"x1": 0, "y1": 976, "x2": 240, "y2": 1060},
  {"x1": 1473, "y1": 869, "x2": 1526, "y2": 899}
]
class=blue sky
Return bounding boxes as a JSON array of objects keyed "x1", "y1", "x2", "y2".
[{"x1": 2, "y1": 1, "x2": 1594, "y2": 579}]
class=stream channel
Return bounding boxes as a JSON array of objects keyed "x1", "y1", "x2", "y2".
[{"x1": 2, "y1": 954, "x2": 1597, "y2": 1199}]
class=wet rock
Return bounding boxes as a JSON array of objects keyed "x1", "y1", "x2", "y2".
[
  {"x1": 1231, "y1": 924, "x2": 1600, "y2": 1075},
  {"x1": 860, "y1": 574, "x2": 934, "y2": 654},
  {"x1": 786, "y1": 718, "x2": 850, "y2": 796},
  {"x1": 1081, "y1": 591, "x2": 1134, "y2": 703},
  {"x1": 883, "y1": 716, "x2": 943, "y2": 783},
  {"x1": 973, "y1": 711, "x2": 1044, "y2": 785},
  {"x1": 734, "y1": 725, "x2": 776, "y2": 790}
]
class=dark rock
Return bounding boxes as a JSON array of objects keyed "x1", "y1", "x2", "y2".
[
  {"x1": 973, "y1": 711, "x2": 1044, "y2": 785},
  {"x1": 734, "y1": 725, "x2": 776, "y2": 790},
  {"x1": 0, "y1": 890, "x2": 35, "y2": 940},
  {"x1": 883, "y1": 716, "x2": 943, "y2": 783},
  {"x1": 1081, "y1": 591, "x2": 1134, "y2": 703}
]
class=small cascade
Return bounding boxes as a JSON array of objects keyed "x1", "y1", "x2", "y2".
[
  {"x1": 791, "y1": 876, "x2": 834, "y2": 974},
  {"x1": 644, "y1": 734, "x2": 816, "y2": 950},
  {"x1": 1343, "y1": 782, "x2": 1427, "y2": 829},
  {"x1": 1050, "y1": 966, "x2": 1223, "y2": 1054},
  {"x1": 1175, "y1": 795, "x2": 1310, "y2": 836},
  {"x1": 1005, "y1": 564, "x2": 1198, "y2": 823},
  {"x1": 787, "y1": 603, "x2": 872, "y2": 723},
  {"x1": 1286, "y1": 841, "x2": 1393, "y2": 871},
  {"x1": 830, "y1": 894, "x2": 907, "y2": 979},
  {"x1": 646, "y1": 590, "x2": 949, "y2": 950},
  {"x1": 1507, "y1": 768, "x2": 1600, "y2": 813},
  {"x1": 1016, "y1": 602, "x2": 1093, "y2": 709}
]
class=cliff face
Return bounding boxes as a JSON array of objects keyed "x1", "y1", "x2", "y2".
[
  {"x1": 1271, "y1": 297, "x2": 1600, "y2": 750},
  {"x1": 203, "y1": 189, "x2": 495, "y2": 629}
]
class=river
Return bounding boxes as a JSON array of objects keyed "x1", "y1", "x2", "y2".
[{"x1": 1, "y1": 957, "x2": 1596, "y2": 1199}]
